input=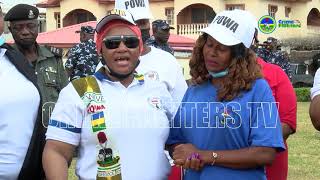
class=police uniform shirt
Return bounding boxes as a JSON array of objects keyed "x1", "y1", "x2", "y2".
[
  {"x1": 136, "y1": 46, "x2": 187, "y2": 114},
  {"x1": 65, "y1": 39, "x2": 100, "y2": 80},
  {"x1": 146, "y1": 36, "x2": 174, "y2": 55},
  {"x1": 46, "y1": 71, "x2": 173, "y2": 179},
  {"x1": 0, "y1": 48, "x2": 40, "y2": 179},
  {"x1": 256, "y1": 48, "x2": 292, "y2": 79}
]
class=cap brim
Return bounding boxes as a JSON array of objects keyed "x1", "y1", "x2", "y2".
[
  {"x1": 96, "y1": 14, "x2": 135, "y2": 33},
  {"x1": 200, "y1": 26, "x2": 241, "y2": 47}
]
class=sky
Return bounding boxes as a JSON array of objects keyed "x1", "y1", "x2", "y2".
[{"x1": 1, "y1": 0, "x2": 45, "y2": 12}]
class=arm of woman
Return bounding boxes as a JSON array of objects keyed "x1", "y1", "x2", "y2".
[
  {"x1": 310, "y1": 95, "x2": 320, "y2": 131},
  {"x1": 310, "y1": 69, "x2": 320, "y2": 131},
  {"x1": 165, "y1": 89, "x2": 189, "y2": 157},
  {"x1": 43, "y1": 140, "x2": 76, "y2": 180},
  {"x1": 173, "y1": 144, "x2": 276, "y2": 169},
  {"x1": 198, "y1": 147, "x2": 276, "y2": 169},
  {"x1": 42, "y1": 83, "x2": 84, "y2": 179},
  {"x1": 274, "y1": 66, "x2": 297, "y2": 140}
]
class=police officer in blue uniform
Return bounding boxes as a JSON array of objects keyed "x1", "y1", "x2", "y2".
[
  {"x1": 65, "y1": 26, "x2": 101, "y2": 80},
  {"x1": 255, "y1": 37, "x2": 292, "y2": 79},
  {"x1": 146, "y1": 19, "x2": 175, "y2": 55}
]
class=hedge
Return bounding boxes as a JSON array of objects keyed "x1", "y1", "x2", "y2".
[{"x1": 294, "y1": 88, "x2": 311, "y2": 102}]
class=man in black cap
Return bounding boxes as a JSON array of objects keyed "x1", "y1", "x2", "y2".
[
  {"x1": 76, "y1": 25, "x2": 95, "y2": 43},
  {"x1": 65, "y1": 25, "x2": 100, "y2": 80},
  {"x1": 0, "y1": 4, "x2": 45, "y2": 180},
  {"x1": 5, "y1": 4, "x2": 68, "y2": 125},
  {"x1": 146, "y1": 19, "x2": 174, "y2": 55}
]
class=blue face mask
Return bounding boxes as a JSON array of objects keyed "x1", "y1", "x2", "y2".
[
  {"x1": 0, "y1": 35, "x2": 5, "y2": 46},
  {"x1": 209, "y1": 69, "x2": 229, "y2": 78}
]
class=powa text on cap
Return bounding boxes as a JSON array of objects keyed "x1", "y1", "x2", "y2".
[
  {"x1": 213, "y1": 16, "x2": 239, "y2": 33},
  {"x1": 125, "y1": 0, "x2": 146, "y2": 9}
]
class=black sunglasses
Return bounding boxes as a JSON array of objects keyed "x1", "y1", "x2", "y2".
[{"x1": 103, "y1": 35, "x2": 140, "y2": 49}]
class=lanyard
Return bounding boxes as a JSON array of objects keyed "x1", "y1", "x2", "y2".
[{"x1": 72, "y1": 76, "x2": 122, "y2": 180}]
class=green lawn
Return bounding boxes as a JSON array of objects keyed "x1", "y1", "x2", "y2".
[
  {"x1": 68, "y1": 102, "x2": 320, "y2": 179},
  {"x1": 287, "y1": 102, "x2": 320, "y2": 180}
]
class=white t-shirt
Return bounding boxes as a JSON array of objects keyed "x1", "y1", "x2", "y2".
[
  {"x1": 46, "y1": 72, "x2": 173, "y2": 180},
  {"x1": 311, "y1": 68, "x2": 320, "y2": 100},
  {"x1": 0, "y1": 48, "x2": 40, "y2": 179},
  {"x1": 136, "y1": 46, "x2": 187, "y2": 113}
]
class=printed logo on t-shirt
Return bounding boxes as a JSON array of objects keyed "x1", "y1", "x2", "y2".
[
  {"x1": 218, "y1": 107, "x2": 241, "y2": 128},
  {"x1": 87, "y1": 103, "x2": 106, "y2": 114},
  {"x1": 148, "y1": 97, "x2": 162, "y2": 110},
  {"x1": 144, "y1": 71, "x2": 159, "y2": 81},
  {"x1": 96, "y1": 131, "x2": 122, "y2": 179},
  {"x1": 82, "y1": 92, "x2": 105, "y2": 104},
  {"x1": 91, "y1": 111, "x2": 106, "y2": 132}
]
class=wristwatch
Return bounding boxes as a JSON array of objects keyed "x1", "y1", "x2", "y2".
[{"x1": 211, "y1": 152, "x2": 218, "y2": 166}]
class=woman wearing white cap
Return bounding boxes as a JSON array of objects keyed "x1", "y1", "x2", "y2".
[
  {"x1": 43, "y1": 9, "x2": 172, "y2": 180},
  {"x1": 166, "y1": 10, "x2": 285, "y2": 180}
]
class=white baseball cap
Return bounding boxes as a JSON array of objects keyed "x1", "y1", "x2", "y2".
[
  {"x1": 115, "y1": 0, "x2": 153, "y2": 21},
  {"x1": 200, "y1": 10, "x2": 256, "y2": 48},
  {"x1": 96, "y1": 9, "x2": 136, "y2": 33}
]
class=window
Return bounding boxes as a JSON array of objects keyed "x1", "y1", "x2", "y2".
[
  {"x1": 54, "y1": 12, "x2": 61, "y2": 28},
  {"x1": 77, "y1": 13, "x2": 87, "y2": 24},
  {"x1": 191, "y1": 8, "x2": 215, "y2": 24},
  {"x1": 225, "y1": 4, "x2": 245, "y2": 10},
  {"x1": 268, "y1": 5, "x2": 278, "y2": 18},
  {"x1": 38, "y1": 14, "x2": 46, "y2": 32},
  {"x1": 285, "y1": 7, "x2": 291, "y2": 18},
  {"x1": 165, "y1": 8, "x2": 174, "y2": 25}
]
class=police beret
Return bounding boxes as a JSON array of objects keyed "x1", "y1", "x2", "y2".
[
  {"x1": 75, "y1": 26, "x2": 95, "y2": 34},
  {"x1": 152, "y1": 19, "x2": 174, "y2": 30},
  {"x1": 4, "y1": 4, "x2": 39, "y2": 21}
]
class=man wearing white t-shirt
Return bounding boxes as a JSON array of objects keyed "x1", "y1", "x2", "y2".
[
  {"x1": 0, "y1": 5, "x2": 45, "y2": 179},
  {"x1": 310, "y1": 68, "x2": 320, "y2": 131},
  {"x1": 114, "y1": 0, "x2": 188, "y2": 108}
]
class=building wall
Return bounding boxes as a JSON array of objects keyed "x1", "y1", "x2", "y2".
[
  {"x1": 45, "y1": 7, "x2": 60, "y2": 31},
  {"x1": 60, "y1": 0, "x2": 111, "y2": 26},
  {"x1": 304, "y1": 0, "x2": 320, "y2": 36},
  {"x1": 149, "y1": 1, "x2": 174, "y2": 21},
  {"x1": 44, "y1": 0, "x2": 320, "y2": 41}
]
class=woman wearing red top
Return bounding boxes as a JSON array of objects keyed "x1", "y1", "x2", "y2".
[{"x1": 257, "y1": 57, "x2": 297, "y2": 180}]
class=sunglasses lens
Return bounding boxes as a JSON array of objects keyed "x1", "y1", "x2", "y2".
[
  {"x1": 124, "y1": 37, "x2": 139, "y2": 48},
  {"x1": 104, "y1": 39, "x2": 121, "y2": 49},
  {"x1": 104, "y1": 36, "x2": 139, "y2": 49}
]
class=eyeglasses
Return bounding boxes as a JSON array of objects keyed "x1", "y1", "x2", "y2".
[{"x1": 103, "y1": 35, "x2": 140, "y2": 49}]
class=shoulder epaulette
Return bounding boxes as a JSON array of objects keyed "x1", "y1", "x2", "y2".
[{"x1": 45, "y1": 45, "x2": 63, "y2": 57}]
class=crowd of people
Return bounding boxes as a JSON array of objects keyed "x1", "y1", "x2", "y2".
[{"x1": 0, "y1": 0, "x2": 319, "y2": 180}]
